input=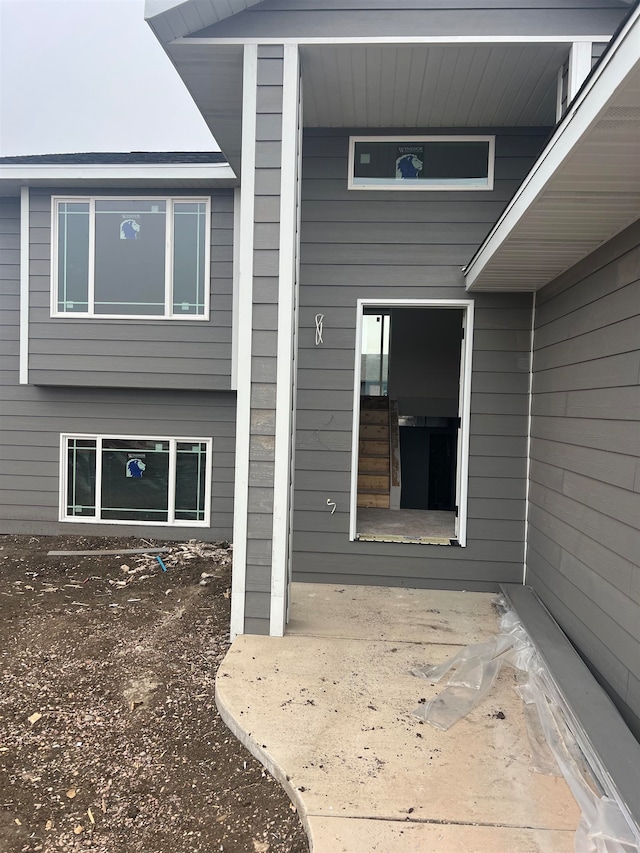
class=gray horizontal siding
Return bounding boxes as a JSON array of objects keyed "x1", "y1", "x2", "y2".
[
  {"x1": 27, "y1": 188, "x2": 234, "y2": 391},
  {"x1": 193, "y1": 0, "x2": 626, "y2": 38},
  {"x1": 0, "y1": 197, "x2": 236, "y2": 541},
  {"x1": 291, "y1": 128, "x2": 547, "y2": 589},
  {"x1": 526, "y1": 219, "x2": 640, "y2": 738},
  {"x1": 0, "y1": 387, "x2": 237, "y2": 541}
]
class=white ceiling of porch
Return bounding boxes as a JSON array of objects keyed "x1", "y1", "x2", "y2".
[{"x1": 300, "y1": 43, "x2": 567, "y2": 129}]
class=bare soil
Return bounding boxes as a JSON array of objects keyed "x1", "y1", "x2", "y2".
[{"x1": 0, "y1": 534, "x2": 309, "y2": 853}]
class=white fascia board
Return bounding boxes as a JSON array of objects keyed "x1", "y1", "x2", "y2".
[
  {"x1": 0, "y1": 163, "x2": 236, "y2": 183},
  {"x1": 465, "y1": 5, "x2": 640, "y2": 289},
  {"x1": 175, "y1": 34, "x2": 610, "y2": 46}
]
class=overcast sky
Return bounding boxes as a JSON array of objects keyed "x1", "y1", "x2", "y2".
[{"x1": 0, "y1": 0, "x2": 218, "y2": 156}]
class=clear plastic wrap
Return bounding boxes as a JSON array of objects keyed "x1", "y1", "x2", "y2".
[{"x1": 411, "y1": 595, "x2": 640, "y2": 852}]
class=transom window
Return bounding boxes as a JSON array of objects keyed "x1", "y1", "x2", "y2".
[
  {"x1": 53, "y1": 196, "x2": 210, "y2": 318},
  {"x1": 61, "y1": 435, "x2": 212, "y2": 526},
  {"x1": 348, "y1": 136, "x2": 495, "y2": 191}
]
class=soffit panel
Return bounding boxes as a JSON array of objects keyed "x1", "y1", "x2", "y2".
[
  {"x1": 466, "y1": 65, "x2": 640, "y2": 290},
  {"x1": 300, "y1": 43, "x2": 567, "y2": 128},
  {"x1": 146, "y1": 0, "x2": 263, "y2": 43},
  {"x1": 165, "y1": 42, "x2": 245, "y2": 175}
]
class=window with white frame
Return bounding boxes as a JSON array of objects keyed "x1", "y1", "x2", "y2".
[
  {"x1": 53, "y1": 197, "x2": 210, "y2": 318},
  {"x1": 62, "y1": 435, "x2": 212, "y2": 525},
  {"x1": 348, "y1": 136, "x2": 495, "y2": 190}
]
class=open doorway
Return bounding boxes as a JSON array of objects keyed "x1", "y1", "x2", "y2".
[{"x1": 350, "y1": 301, "x2": 473, "y2": 546}]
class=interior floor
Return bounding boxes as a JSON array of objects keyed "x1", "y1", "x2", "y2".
[{"x1": 356, "y1": 507, "x2": 456, "y2": 544}]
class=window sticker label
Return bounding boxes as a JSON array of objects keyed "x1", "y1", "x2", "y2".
[
  {"x1": 120, "y1": 218, "x2": 140, "y2": 240},
  {"x1": 396, "y1": 146, "x2": 424, "y2": 179},
  {"x1": 126, "y1": 457, "x2": 146, "y2": 478}
]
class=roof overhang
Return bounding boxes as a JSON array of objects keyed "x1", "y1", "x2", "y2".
[
  {"x1": 0, "y1": 162, "x2": 238, "y2": 197},
  {"x1": 145, "y1": 2, "x2": 623, "y2": 179},
  {"x1": 465, "y1": 4, "x2": 640, "y2": 291}
]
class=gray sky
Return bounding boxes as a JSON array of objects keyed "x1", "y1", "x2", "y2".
[{"x1": 0, "y1": 0, "x2": 218, "y2": 156}]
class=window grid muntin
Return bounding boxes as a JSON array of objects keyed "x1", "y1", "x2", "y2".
[
  {"x1": 57, "y1": 201, "x2": 90, "y2": 312},
  {"x1": 66, "y1": 437, "x2": 96, "y2": 516},
  {"x1": 52, "y1": 196, "x2": 210, "y2": 320},
  {"x1": 61, "y1": 434, "x2": 212, "y2": 526},
  {"x1": 172, "y1": 202, "x2": 207, "y2": 315}
]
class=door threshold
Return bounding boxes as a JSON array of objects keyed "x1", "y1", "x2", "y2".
[{"x1": 356, "y1": 533, "x2": 454, "y2": 546}]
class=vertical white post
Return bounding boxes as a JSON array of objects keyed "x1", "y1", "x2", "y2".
[
  {"x1": 19, "y1": 186, "x2": 29, "y2": 385},
  {"x1": 230, "y1": 44, "x2": 258, "y2": 640},
  {"x1": 568, "y1": 42, "x2": 592, "y2": 104},
  {"x1": 455, "y1": 301, "x2": 474, "y2": 548},
  {"x1": 270, "y1": 43, "x2": 300, "y2": 637},
  {"x1": 523, "y1": 291, "x2": 536, "y2": 584},
  {"x1": 231, "y1": 186, "x2": 241, "y2": 390}
]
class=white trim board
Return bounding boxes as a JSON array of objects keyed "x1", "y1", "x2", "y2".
[
  {"x1": 176, "y1": 35, "x2": 611, "y2": 46},
  {"x1": 230, "y1": 43, "x2": 258, "y2": 641},
  {"x1": 0, "y1": 163, "x2": 236, "y2": 182},
  {"x1": 19, "y1": 187, "x2": 29, "y2": 385},
  {"x1": 349, "y1": 298, "x2": 474, "y2": 547},
  {"x1": 270, "y1": 44, "x2": 300, "y2": 638},
  {"x1": 522, "y1": 291, "x2": 536, "y2": 585},
  {"x1": 231, "y1": 186, "x2": 241, "y2": 390}
]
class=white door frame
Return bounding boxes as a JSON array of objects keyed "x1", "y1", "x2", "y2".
[{"x1": 349, "y1": 298, "x2": 474, "y2": 546}]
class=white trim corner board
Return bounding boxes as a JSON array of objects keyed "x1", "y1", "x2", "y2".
[
  {"x1": 270, "y1": 43, "x2": 300, "y2": 638},
  {"x1": 19, "y1": 186, "x2": 29, "y2": 385}
]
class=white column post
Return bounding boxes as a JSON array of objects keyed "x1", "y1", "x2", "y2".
[
  {"x1": 270, "y1": 43, "x2": 300, "y2": 636},
  {"x1": 19, "y1": 186, "x2": 30, "y2": 385}
]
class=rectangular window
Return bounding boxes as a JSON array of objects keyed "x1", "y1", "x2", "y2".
[
  {"x1": 53, "y1": 197, "x2": 210, "y2": 318},
  {"x1": 61, "y1": 435, "x2": 212, "y2": 526},
  {"x1": 348, "y1": 136, "x2": 494, "y2": 191}
]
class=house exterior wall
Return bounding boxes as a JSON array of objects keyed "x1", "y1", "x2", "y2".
[
  {"x1": 0, "y1": 195, "x2": 236, "y2": 541},
  {"x1": 27, "y1": 187, "x2": 234, "y2": 390},
  {"x1": 527, "y1": 219, "x2": 640, "y2": 738},
  {"x1": 289, "y1": 127, "x2": 547, "y2": 590},
  {"x1": 193, "y1": 0, "x2": 627, "y2": 39}
]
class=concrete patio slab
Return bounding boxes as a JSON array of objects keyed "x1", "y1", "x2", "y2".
[
  {"x1": 310, "y1": 818, "x2": 575, "y2": 853},
  {"x1": 215, "y1": 584, "x2": 581, "y2": 852}
]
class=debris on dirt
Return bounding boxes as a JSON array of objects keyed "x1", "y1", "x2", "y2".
[{"x1": 0, "y1": 534, "x2": 308, "y2": 853}]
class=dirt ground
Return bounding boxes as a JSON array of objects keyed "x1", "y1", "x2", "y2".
[{"x1": 0, "y1": 534, "x2": 309, "y2": 853}]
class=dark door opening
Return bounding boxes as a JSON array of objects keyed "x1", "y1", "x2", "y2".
[{"x1": 356, "y1": 306, "x2": 463, "y2": 544}]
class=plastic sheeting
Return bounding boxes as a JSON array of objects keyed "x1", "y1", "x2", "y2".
[{"x1": 411, "y1": 596, "x2": 640, "y2": 853}]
